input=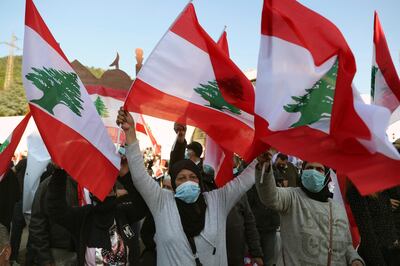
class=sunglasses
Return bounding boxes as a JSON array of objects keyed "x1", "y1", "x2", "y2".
[{"x1": 305, "y1": 165, "x2": 325, "y2": 173}]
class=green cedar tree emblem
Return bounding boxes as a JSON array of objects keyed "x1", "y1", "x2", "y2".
[
  {"x1": 0, "y1": 139, "x2": 10, "y2": 153},
  {"x1": 25, "y1": 67, "x2": 84, "y2": 117},
  {"x1": 194, "y1": 80, "x2": 241, "y2": 115},
  {"x1": 371, "y1": 66, "x2": 378, "y2": 100},
  {"x1": 94, "y1": 96, "x2": 109, "y2": 118},
  {"x1": 283, "y1": 59, "x2": 338, "y2": 128}
]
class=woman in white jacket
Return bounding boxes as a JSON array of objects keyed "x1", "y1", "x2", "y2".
[{"x1": 116, "y1": 108, "x2": 258, "y2": 266}]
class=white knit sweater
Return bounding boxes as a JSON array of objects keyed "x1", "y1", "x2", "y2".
[{"x1": 126, "y1": 140, "x2": 255, "y2": 266}]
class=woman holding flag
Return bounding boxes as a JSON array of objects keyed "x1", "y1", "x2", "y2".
[{"x1": 117, "y1": 108, "x2": 260, "y2": 266}]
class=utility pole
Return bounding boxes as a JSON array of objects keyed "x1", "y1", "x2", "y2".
[{"x1": 0, "y1": 33, "x2": 21, "y2": 90}]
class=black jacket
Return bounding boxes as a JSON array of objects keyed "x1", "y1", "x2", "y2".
[
  {"x1": 226, "y1": 195, "x2": 263, "y2": 265},
  {"x1": 347, "y1": 185, "x2": 400, "y2": 266},
  {"x1": 47, "y1": 169, "x2": 148, "y2": 266},
  {"x1": 387, "y1": 186, "x2": 400, "y2": 237},
  {"x1": 28, "y1": 175, "x2": 78, "y2": 265},
  {"x1": 0, "y1": 164, "x2": 20, "y2": 230}
]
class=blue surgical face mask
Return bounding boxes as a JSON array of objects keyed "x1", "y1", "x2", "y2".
[
  {"x1": 184, "y1": 150, "x2": 191, "y2": 159},
  {"x1": 301, "y1": 169, "x2": 328, "y2": 193},
  {"x1": 175, "y1": 181, "x2": 200, "y2": 203},
  {"x1": 233, "y1": 168, "x2": 239, "y2": 175}
]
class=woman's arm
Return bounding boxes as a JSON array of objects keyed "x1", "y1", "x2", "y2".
[
  {"x1": 117, "y1": 108, "x2": 165, "y2": 214},
  {"x1": 213, "y1": 160, "x2": 257, "y2": 214},
  {"x1": 255, "y1": 162, "x2": 293, "y2": 213}
]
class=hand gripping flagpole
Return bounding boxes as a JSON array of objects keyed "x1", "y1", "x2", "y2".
[{"x1": 117, "y1": 0, "x2": 194, "y2": 152}]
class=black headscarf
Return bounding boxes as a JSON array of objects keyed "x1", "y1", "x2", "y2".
[
  {"x1": 300, "y1": 162, "x2": 333, "y2": 202},
  {"x1": 170, "y1": 159, "x2": 207, "y2": 237}
]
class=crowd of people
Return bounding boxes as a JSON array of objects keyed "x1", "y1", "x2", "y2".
[{"x1": 0, "y1": 108, "x2": 399, "y2": 266}]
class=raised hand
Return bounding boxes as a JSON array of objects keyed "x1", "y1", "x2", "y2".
[
  {"x1": 174, "y1": 122, "x2": 186, "y2": 143},
  {"x1": 116, "y1": 107, "x2": 137, "y2": 144}
]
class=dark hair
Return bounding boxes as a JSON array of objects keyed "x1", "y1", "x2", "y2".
[
  {"x1": 187, "y1": 142, "x2": 203, "y2": 158},
  {"x1": 169, "y1": 159, "x2": 203, "y2": 191},
  {"x1": 276, "y1": 153, "x2": 288, "y2": 161}
]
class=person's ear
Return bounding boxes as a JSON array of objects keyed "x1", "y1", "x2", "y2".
[{"x1": 2, "y1": 244, "x2": 11, "y2": 261}]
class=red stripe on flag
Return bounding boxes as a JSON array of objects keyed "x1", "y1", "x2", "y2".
[
  {"x1": 217, "y1": 30, "x2": 230, "y2": 57},
  {"x1": 86, "y1": 85, "x2": 128, "y2": 102},
  {"x1": 125, "y1": 79, "x2": 254, "y2": 159},
  {"x1": 135, "y1": 123, "x2": 147, "y2": 136},
  {"x1": 170, "y1": 4, "x2": 208, "y2": 54},
  {"x1": 0, "y1": 113, "x2": 31, "y2": 181},
  {"x1": 262, "y1": 0, "x2": 352, "y2": 67},
  {"x1": 336, "y1": 172, "x2": 360, "y2": 247},
  {"x1": 25, "y1": 0, "x2": 70, "y2": 64},
  {"x1": 373, "y1": 12, "x2": 400, "y2": 101},
  {"x1": 255, "y1": 115, "x2": 400, "y2": 195},
  {"x1": 29, "y1": 105, "x2": 118, "y2": 200},
  {"x1": 214, "y1": 150, "x2": 234, "y2": 188}
]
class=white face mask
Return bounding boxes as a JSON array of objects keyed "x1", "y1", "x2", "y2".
[
  {"x1": 328, "y1": 181, "x2": 335, "y2": 193},
  {"x1": 185, "y1": 150, "x2": 192, "y2": 159}
]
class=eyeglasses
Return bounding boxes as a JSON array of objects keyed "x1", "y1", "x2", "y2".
[{"x1": 305, "y1": 165, "x2": 325, "y2": 173}]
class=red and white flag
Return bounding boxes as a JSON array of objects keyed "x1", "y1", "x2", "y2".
[
  {"x1": 371, "y1": 11, "x2": 400, "y2": 123},
  {"x1": 124, "y1": 3, "x2": 256, "y2": 159},
  {"x1": 22, "y1": 0, "x2": 120, "y2": 200},
  {"x1": 255, "y1": 0, "x2": 400, "y2": 195},
  {"x1": 136, "y1": 114, "x2": 161, "y2": 155},
  {"x1": 331, "y1": 171, "x2": 360, "y2": 247},
  {"x1": 204, "y1": 29, "x2": 234, "y2": 187},
  {"x1": 0, "y1": 113, "x2": 31, "y2": 181},
  {"x1": 86, "y1": 86, "x2": 159, "y2": 150}
]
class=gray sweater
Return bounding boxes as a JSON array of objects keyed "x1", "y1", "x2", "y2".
[
  {"x1": 126, "y1": 141, "x2": 256, "y2": 266},
  {"x1": 256, "y1": 164, "x2": 364, "y2": 265}
]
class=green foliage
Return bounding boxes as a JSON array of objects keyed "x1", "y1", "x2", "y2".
[
  {"x1": 25, "y1": 67, "x2": 84, "y2": 117},
  {"x1": 88, "y1": 66, "x2": 105, "y2": 79},
  {"x1": 284, "y1": 59, "x2": 338, "y2": 128},
  {"x1": 0, "y1": 139, "x2": 10, "y2": 153},
  {"x1": 194, "y1": 80, "x2": 241, "y2": 115},
  {"x1": 94, "y1": 96, "x2": 109, "y2": 117},
  {"x1": 0, "y1": 56, "x2": 29, "y2": 116}
]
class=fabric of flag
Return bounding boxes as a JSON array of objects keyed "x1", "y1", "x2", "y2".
[
  {"x1": 0, "y1": 113, "x2": 31, "y2": 181},
  {"x1": 204, "y1": 29, "x2": 234, "y2": 187},
  {"x1": 23, "y1": 0, "x2": 120, "y2": 200},
  {"x1": 371, "y1": 11, "x2": 400, "y2": 123},
  {"x1": 255, "y1": 0, "x2": 400, "y2": 195},
  {"x1": 331, "y1": 171, "x2": 360, "y2": 247},
  {"x1": 124, "y1": 3, "x2": 256, "y2": 160},
  {"x1": 86, "y1": 85, "x2": 156, "y2": 146}
]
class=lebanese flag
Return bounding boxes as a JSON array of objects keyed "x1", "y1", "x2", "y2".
[
  {"x1": 86, "y1": 85, "x2": 156, "y2": 147},
  {"x1": 331, "y1": 171, "x2": 360, "y2": 247},
  {"x1": 255, "y1": 0, "x2": 400, "y2": 195},
  {"x1": 137, "y1": 114, "x2": 161, "y2": 155},
  {"x1": 204, "y1": 29, "x2": 234, "y2": 187},
  {"x1": 124, "y1": 3, "x2": 255, "y2": 159},
  {"x1": 371, "y1": 11, "x2": 400, "y2": 122},
  {"x1": 23, "y1": 0, "x2": 120, "y2": 200},
  {"x1": 0, "y1": 113, "x2": 31, "y2": 181}
]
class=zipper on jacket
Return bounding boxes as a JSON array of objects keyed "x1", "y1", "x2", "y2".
[{"x1": 200, "y1": 233, "x2": 216, "y2": 255}]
